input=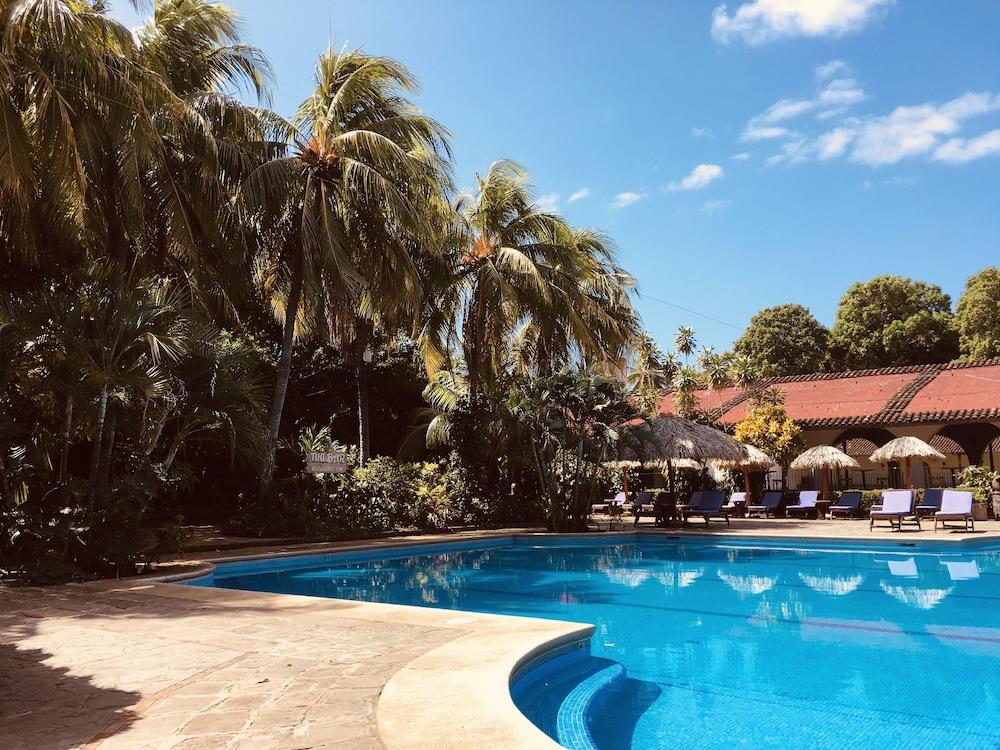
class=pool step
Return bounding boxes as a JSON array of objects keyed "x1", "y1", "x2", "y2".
[{"x1": 556, "y1": 661, "x2": 627, "y2": 750}]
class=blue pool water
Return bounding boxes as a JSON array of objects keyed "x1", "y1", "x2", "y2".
[{"x1": 192, "y1": 535, "x2": 1000, "y2": 749}]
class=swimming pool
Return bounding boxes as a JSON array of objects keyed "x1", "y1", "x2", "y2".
[{"x1": 190, "y1": 534, "x2": 1000, "y2": 749}]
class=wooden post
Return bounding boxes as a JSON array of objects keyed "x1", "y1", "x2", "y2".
[
  {"x1": 822, "y1": 466, "x2": 829, "y2": 501},
  {"x1": 743, "y1": 465, "x2": 752, "y2": 501},
  {"x1": 622, "y1": 467, "x2": 630, "y2": 504},
  {"x1": 905, "y1": 457, "x2": 913, "y2": 489}
]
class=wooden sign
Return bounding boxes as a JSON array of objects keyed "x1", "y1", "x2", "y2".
[{"x1": 305, "y1": 450, "x2": 349, "y2": 474}]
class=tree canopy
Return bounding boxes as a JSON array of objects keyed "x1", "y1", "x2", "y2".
[
  {"x1": 733, "y1": 396, "x2": 803, "y2": 472},
  {"x1": 827, "y1": 275, "x2": 959, "y2": 370},
  {"x1": 734, "y1": 304, "x2": 829, "y2": 378},
  {"x1": 955, "y1": 267, "x2": 1000, "y2": 360}
]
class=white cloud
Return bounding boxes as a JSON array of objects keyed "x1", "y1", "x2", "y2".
[
  {"x1": 534, "y1": 192, "x2": 560, "y2": 212},
  {"x1": 743, "y1": 77, "x2": 866, "y2": 140},
  {"x1": 712, "y1": 0, "x2": 894, "y2": 45},
  {"x1": 567, "y1": 187, "x2": 591, "y2": 203},
  {"x1": 816, "y1": 60, "x2": 849, "y2": 81},
  {"x1": 933, "y1": 129, "x2": 1000, "y2": 163},
  {"x1": 732, "y1": 152, "x2": 752, "y2": 161},
  {"x1": 668, "y1": 164, "x2": 724, "y2": 191},
  {"x1": 609, "y1": 192, "x2": 646, "y2": 209},
  {"x1": 849, "y1": 92, "x2": 1000, "y2": 165},
  {"x1": 743, "y1": 125, "x2": 791, "y2": 141},
  {"x1": 691, "y1": 126, "x2": 715, "y2": 138},
  {"x1": 817, "y1": 128, "x2": 853, "y2": 159},
  {"x1": 701, "y1": 199, "x2": 732, "y2": 215}
]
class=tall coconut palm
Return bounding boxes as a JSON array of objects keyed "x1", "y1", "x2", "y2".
[
  {"x1": 243, "y1": 47, "x2": 451, "y2": 493},
  {"x1": 674, "y1": 326, "x2": 697, "y2": 366},
  {"x1": 428, "y1": 160, "x2": 639, "y2": 397},
  {"x1": 627, "y1": 332, "x2": 672, "y2": 417}
]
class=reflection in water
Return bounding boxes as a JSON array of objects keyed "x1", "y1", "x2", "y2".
[
  {"x1": 718, "y1": 570, "x2": 778, "y2": 595},
  {"x1": 879, "y1": 582, "x2": 954, "y2": 609},
  {"x1": 209, "y1": 538, "x2": 1000, "y2": 750},
  {"x1": 799, "y1": 572, "x2": 865, "y2": 596}
]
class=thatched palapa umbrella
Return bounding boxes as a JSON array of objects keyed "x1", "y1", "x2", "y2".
[
  {"x1": 714, "y1": 443, "x2": 777, "y2": 501},
  {"x1": 791, "y1": 445, "x2": 860, "y2": 501},
  {"x1": 601, "y1": 459, "x2": 641, "y2": 502},
  {"x1": 642, "y1": 416, "x2": 748, "y2": 500},
  {"x1": 869, "y1": 436, "x2": 946, "y2": 489}
]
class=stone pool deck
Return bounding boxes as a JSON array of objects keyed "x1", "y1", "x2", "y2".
[{"x1": 3, "y1": 521, "x2": 998, "y2": 750}]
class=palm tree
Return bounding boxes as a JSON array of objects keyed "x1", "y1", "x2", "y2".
[
  {"x1": 674, "y1": 326, "x2": 697, "y2": 366},
  {"x1": 243, "y1": 48, "x2": 451, "y2": 493},
  {"x1": 426, "y1": 161, "x2": 638, "y2": 397},
  {"x1": 627, "y1": 332, "x2": 671, "y2": 417},
  {"x1": 730, "y1": 353, "x2": 758, "y2": 390}
]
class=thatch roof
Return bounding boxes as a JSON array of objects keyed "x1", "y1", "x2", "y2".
[
  {"x1": 640, "y1": 415, "x2": 748, "y2": 463},
  {"x1": 602, "y1": 459, "x2": 642, "y2": 470},
  {"x1": 790, "y1": 445, "x2": 860, "y2": 471},
  {"x1": 870, "y1": 436, "x2": 946, "y2": 464},
  {"x1": 713, "y1": 443, "x2": 776, "y2": 470},
  {"x1": 646, "y1": 457, "x2": 703, "y2": 470}
]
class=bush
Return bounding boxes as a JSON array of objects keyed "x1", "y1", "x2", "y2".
[{"x1": 956, "y1": 466, "x2": 999, "y2": 503}]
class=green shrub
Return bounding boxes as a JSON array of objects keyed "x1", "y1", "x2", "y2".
[{"x1": 956, "y1": 466, "x2": 999, "y2": 503}]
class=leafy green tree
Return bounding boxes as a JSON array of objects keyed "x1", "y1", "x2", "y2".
[
  {"x1": 735, "y1": 304, "x2": 829, "y2": 377},
  {"x1": 510, "y1": 367, "x2": 643, "y2": 532},
  {"x1": 955, "y1": 267, "x2": 1000, "y2": 359},
  {"x1": 827, "y1": 275, "x2": 959, "y2": 369},
  {"x1": 734, "y1": 398, "x2": 803, "y2": 483}
]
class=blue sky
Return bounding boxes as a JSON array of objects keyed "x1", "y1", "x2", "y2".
[{"x1": 113, "y1": 1, "x2": 1000, "y2": 354}]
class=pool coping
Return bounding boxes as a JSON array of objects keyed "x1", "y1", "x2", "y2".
[{"x1": 145, "y1": 527, "x2": 999, "y2": 750}]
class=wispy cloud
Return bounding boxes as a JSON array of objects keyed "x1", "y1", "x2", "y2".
[
  {"x1": 701, "y1": 199, "x2": 732, "y2": 215},
  {"x1": 712, "y1": 0, "x2": 894, "y2": 45},
  {"x1": 763, "y1": 91, "x2": 1000, "y2": 167},
  {"x1": 691, "y1": 126, "x2": 715, "y2": 138},
  {"x1": 732, "y1": 152, "x2": 751, "y2": 161},
  {"x1": 933, "y1": 129, "x2": 1000, "y2": 164},
  {"x1": 567, "y1": 187, "x2": 591, "y2": 204},
  {"x1": 668, "y1": 164, "x2": 724, "y2": 191},
  {"x1": 534, "y1": 192, "x2": 560, "y2": 213},
  {"x1": 609, "y1": 192, "x2": 646, "y2": 209},
  {"x1": 742, "y1": 76, "x2": 866, "y2": 140},
  {"x1": 816, "y1": 59, "x2": 849, "y2": 81}
]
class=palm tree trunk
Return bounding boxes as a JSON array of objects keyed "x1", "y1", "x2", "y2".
[
  {"x1": 89, "y1": 384, "x2": 109, "y2": 507},
  {"x1": 355, "y1": 321, "x2": 372, "y2": 466},
  {"x1": 0, "y1": 451, "x2": 11, "y2": 506},
  {"x1": 59, "y1": 394, "x2": 74, "y2": 482},
  {"x1": 259, "y1": 251, "x2": 304, "y2": 500},
  {"x1": 97, "y1": 408, "x2": 117, "y2": 497}
]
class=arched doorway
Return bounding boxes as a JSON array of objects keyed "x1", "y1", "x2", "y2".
[
  {"x1": 931, "y1": 423, "x2": 1000, "y2": 483},
  {"x1": 831, "y1": 427, "x2": 897, "y2": 490}
]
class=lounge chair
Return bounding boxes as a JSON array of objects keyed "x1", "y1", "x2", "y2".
[
  {"x1": 746, "y1": 490, "x2": 782, "y2": 518},
  {"x1": 785, "y1": 490, "x2": 820, "y2": 519},
  {"x1": 682, "y1": 490, "x2": 731, "y2": 526},
  {"x1": 869, "y1": 490, "x2": 918, "y2": 531},
  {"x1": 632, "y1": 490, "x2": 654, "y2": 513},
  {"x1": 828, "y1": 491, "x2": 862, "y2": 519},
  {"x1": 677, "y1": 491, "x2": 704, "y2": 514},
  {"x1": 934, "y1": 490, "x2": 975, "y2": 533},
  {"x1": 724, "y1": 492, "x2": 746, "y2": 510},
  {"x1": 591, "y1": 491, "x2": 626, "y2": 514},
  {"x1": 915, "y1": 488, "x2": 945, "y2": 518}
]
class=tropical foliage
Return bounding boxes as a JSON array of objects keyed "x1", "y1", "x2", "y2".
[
  {"x1": 0, "y1": 1, "x2": 645, "y2": 580},
  {"x1": 733, "y1": 392, "x2": 804, "y2": 481}
]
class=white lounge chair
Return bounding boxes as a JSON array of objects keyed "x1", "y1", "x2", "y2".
[
  {"x1": 870, "y1": 490, "x2": 918, "y2": 531},
  {"x1": 724, "y1": 492, "x2": 746, "y2": 511},
  {"x1": 785, "y1": 490, "x2": 820, "y2": 518},
  {"x1": 934, "y1": 490, "x2": 975, "y2": 533}
]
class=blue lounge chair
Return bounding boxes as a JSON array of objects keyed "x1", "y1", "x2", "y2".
[
  {"x1": 915, "y1": 488, "x2": 945, "y2": 518},
  {"x1": 746, "y1": 490, "x2": 782, "y2": 518},
  {"x1": 785, "y1": 490, "x2": 820, "y2": 519},
  {"x1": 934, "y1": 490, "x2": 974, "y2": 532},
  {"x1": 828, "y1": 491, "x2": 862, "y2": 519},
  {"x1": 677, "y1": 491, "x2": 704, "y2": 513},
  {"x1": 683, "y1": 490, "x2": 731, "y2": 526},
  {"x1": 870, "y1": 490, "x2": 918, "y2": 531}
]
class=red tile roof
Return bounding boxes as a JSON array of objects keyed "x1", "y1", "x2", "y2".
[
  {"x1": 659, "y1": 359, "x2": 1000, "y2": 429},
  {"x1": 903, "y1": 365, "x2": 1000, "y2": 420}
]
